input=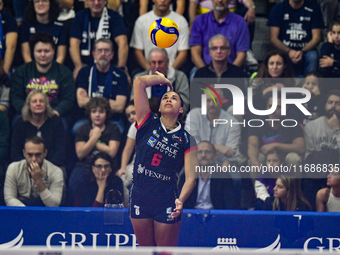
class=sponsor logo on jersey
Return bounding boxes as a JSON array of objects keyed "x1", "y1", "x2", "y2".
[
  {"x1": 155, "y1": 141, "x2": 178, "y2": 158},
  {"x1": 147, "y1": 137, "x2": 157, "y2": 147},
  {"x1": 166, "y1": 207, "x2": 172, "y2": 214},
  {"x1": 171, "y1": 142, "x2": 179, "y2": 149},
  {"x1": 162, "y1": 137, "x2": 168, "y2": 144},
  {"x1": 172, "y1": 134, "x2": 182, "y2": 144},
  {"x1": 153, "y1": 129, "x2": 160, "y2": 138},
  {"x1": 284, "y1": 14, "x2": 289, "y2": 20},
  {"x1": 136, "y1": 164, "x2": 171, "y2": 181}
]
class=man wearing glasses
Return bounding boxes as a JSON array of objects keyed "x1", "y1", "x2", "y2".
[
  {"x1": 70, "y1": 0, "x2": 128, "y2": 79},
  {"x1": 73, "y1": 38, "x2": 128, "y2": 134}
]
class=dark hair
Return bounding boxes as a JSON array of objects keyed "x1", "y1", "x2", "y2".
[
  {"x1": 91, "y1": 152, "x2": 113, "y2": 167},
  {"x1": 264, "y1": 91, "x2": 282, "y2": 105},
  {"x1": 126, "y1": 100, "x2": 134, "y2": 107},
  {"x1": 256, "y1": 50, "x2": 295, "y2": 78},
  {"x1": 198, "y1": 140, "x2": 217, "y2": 155},
  {"x1": 265, "y1": 149, "x2": 285, "y2": 163},
  {"x1": 326, "y1": 89, "x2": 340, "y2": 102},
  {"x1": 29, "y1": 31, "x2": 56, "y2": 51},
  {"x1": 85, "y1": 97, "x2": 112, "y2": 122},
  {"x1": 24, "y1": 0, "x2": 60, "y2": 23},
  {"x1": 149, "y1": 97, "x2": 160, "y2": 115},
  {"x1": 25, "y1": 136, "x2": 45, "y2": 149},
  {"x1": 330, "y1": 19, "x2": 340, "y2": 31},
  {"x1": 302, "y1": 71, "x2": 323, "y2": 90}
]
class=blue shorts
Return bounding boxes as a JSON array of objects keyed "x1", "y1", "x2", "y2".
[{"x1": 129, "y1": 184, "x2": 181, "y2": 224}]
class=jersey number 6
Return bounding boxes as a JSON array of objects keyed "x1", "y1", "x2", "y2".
[{"x1": 151, "y1": 153, "x2": 163, "y2": 166}]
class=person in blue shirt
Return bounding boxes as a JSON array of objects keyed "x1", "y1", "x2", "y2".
[
  {"x1": 130, "y1": 71, "x2": 198, "y2": 246},
  {"x1": 268, "y1": 0, "x2": 324, "y2": 76}
]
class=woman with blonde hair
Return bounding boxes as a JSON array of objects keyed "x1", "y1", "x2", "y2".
[
  {"x1": 263, "y1": 175, "x2": 311, "y2": 211},
  {"x1": 11, "y1": 89, "x2": 66, "y2": 166}
]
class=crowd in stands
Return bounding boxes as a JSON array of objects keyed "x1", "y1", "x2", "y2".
[{"x1": 1, "y1": 0, "x2": 340, "y2": 212}]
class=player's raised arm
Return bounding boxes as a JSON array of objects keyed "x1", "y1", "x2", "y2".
[{"x1": 133, "y1": 71, "x2": 173, "y2": 124}]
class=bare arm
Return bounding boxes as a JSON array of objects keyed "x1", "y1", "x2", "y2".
[
  {"x1": 175, "y1": 0, "x2": 185, "y2": 15},
  {"x1": 232, "y1": 51, "x2": 246, "y2": 68},
  {"x1": 269, "y1": 26, "x2": 290, "y2": 52},
  {"x1": 172, "y1": 50, "x2": 188, "y2": 70},
  {"x1": 3, "y1": 32, "x2": 18, "y2": 73},
  {"x1": 109, "y1": 95, "x2": 127, "y2": 113},
  {"x1": 56, "y1": 45, "x2": 67, "y2": 64},
  {"x1": 115, "y1": 35, "x2": 128, "y2": 68},
  {"x1": 301, "y1": 29, "x2": 322, "y2": 53},
  {"x1": 96, "y1": 140, "x2": 120, "y2": 158},
  {"x1": 134, "y1": 48, "x2": 150, "y2": 70},
  {"x1": 76, "y1": 88, "x2": 90, "y2": 108},
  {"x1": 248, "y1": 135, "x2": 260, "y2": 166},
  {"x1": 243, "y1": 0, "x2": 256, "y2": 25},
  {"x1": 172, "y1": 150, "x2": 198, "y2": 218},
  {"x1": 189, "y1": 1, "x2": 198, "y2": 28},
  {"x1": 274, "y1": 137, "x2": 306, "y2": 156},
  {"x1": 316, "y1": 188, "x2": 328, "y2": 212},
  {"x1": 139, "y1": 0, "x2": 148, "y2": 15},
  {"x1": 70, "y1": 38, "x2": 83, "y2": 79},
  {"x1": 21, "y1": 42, "x2": 32, "y2": 63},
  {"x1": 191, "y1": 45, "x2": 206, "y2": 69},
  {"x1": 117, "y1": 137, "x2": 136, "y2": 177}
]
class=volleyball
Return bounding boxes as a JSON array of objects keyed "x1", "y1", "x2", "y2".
[{"x1": 149, "y1": 18, "x2": 179, "y2": 48}]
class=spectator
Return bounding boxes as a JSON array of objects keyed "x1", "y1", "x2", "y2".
[
  {"x1": 247, "y1": 93, "x2": 305, "y2": 170},
  {"x1": 254, "y1": 149, "x2": 284, "y2": 210},
  {"x1": 263, "y1": 176, "x2": 311, "y2": 211},
  {"x1": 4, "y1": 136, "x2": 64, "y2": 207},
  {"x1": 316, "y1": 170, "x2": 340, "y2": 212},
  {"x1": 178, "y1": 140, "x2": 239, "y2": 209},
  {"x1": 130, "y1": 0, "x2": 189, "y2": 71},
  {"x1": 268, "y1": 0, "x2": 324, "y2": 76},
  {"x1": 0, "y1": 0, "x2": 18, "y2": 73},
  {"x1": 192, "y1": 34, "x2": 247, "y2": 113},
  {"x1": 11, "y1": 90, "x2": 67, "y2": 167},
  {"x1": 20, "y1": 0, "x2": 67, "y2": 64},
  {"x1": 132, "y1": 48, "x2": 189, "y2": 114},
  {"x1": 139, "y1": 0, "x2": 186, "y2": 16},
  {"x1": 299, "y1": 71, "x2": 325, "y2": 125},
  {"x1": 74, "y1": 38, "x2": 129, "y2": 134},
  {"x1": 185, "y1": 87, "x2": 241, "y2": 167},
  {"x1": 303, "y1": 89, "x2": 340, "y2": 209},
  {"x1": 10, "y1": 32, "x2": 75, "y2": 119},
  {"x1": 250, "y1": 50, "x2": 295, "y2": 111},
  {"x1": 190, "y1": 0, "x2": 249, "y2": 69},
  {"x1": 189, "y1": 0, "x2": 255, "y2": 47},
  {"x1": 67, "y1": 97, "x2": 121, "y2": 206},
  {"x1": 75, "y1": 152, "x2": 124, "y2": 207},
  {"x1": 319, "y1": 19, "x2": 340, "y2": 79},
  {"x1": 70, "y1": 0, "x2": 128, "y2": 78},
  {"x1": 194, "y1": 34, "x2": 248, "y2": 79}
]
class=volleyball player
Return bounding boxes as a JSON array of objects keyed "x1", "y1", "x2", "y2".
[{"x1": 129, "y1": 71, "x2": 198, "y2": 246}]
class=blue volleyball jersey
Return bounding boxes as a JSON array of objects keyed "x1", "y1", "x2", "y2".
[{"x1": 133, "y1": 111, "x2": 196, "y2": 190}]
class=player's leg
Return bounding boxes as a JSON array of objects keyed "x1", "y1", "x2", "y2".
[
  {"x1": 130, "y1": 218, "x2": 156, "y2": 246},
  {"x1": 154, "y1": 221, "x2": 181, "y2": 246}
]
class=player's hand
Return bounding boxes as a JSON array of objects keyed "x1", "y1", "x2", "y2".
[
  {"x1": 155, "y1": 71, "x2": 173, "y2": 91},
  {"x1": 171, "y1": 198, "x2": 183, "y2": 218},
  {"x1": 117, "y1": 168, "x2": 127, "y2": 179}
]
